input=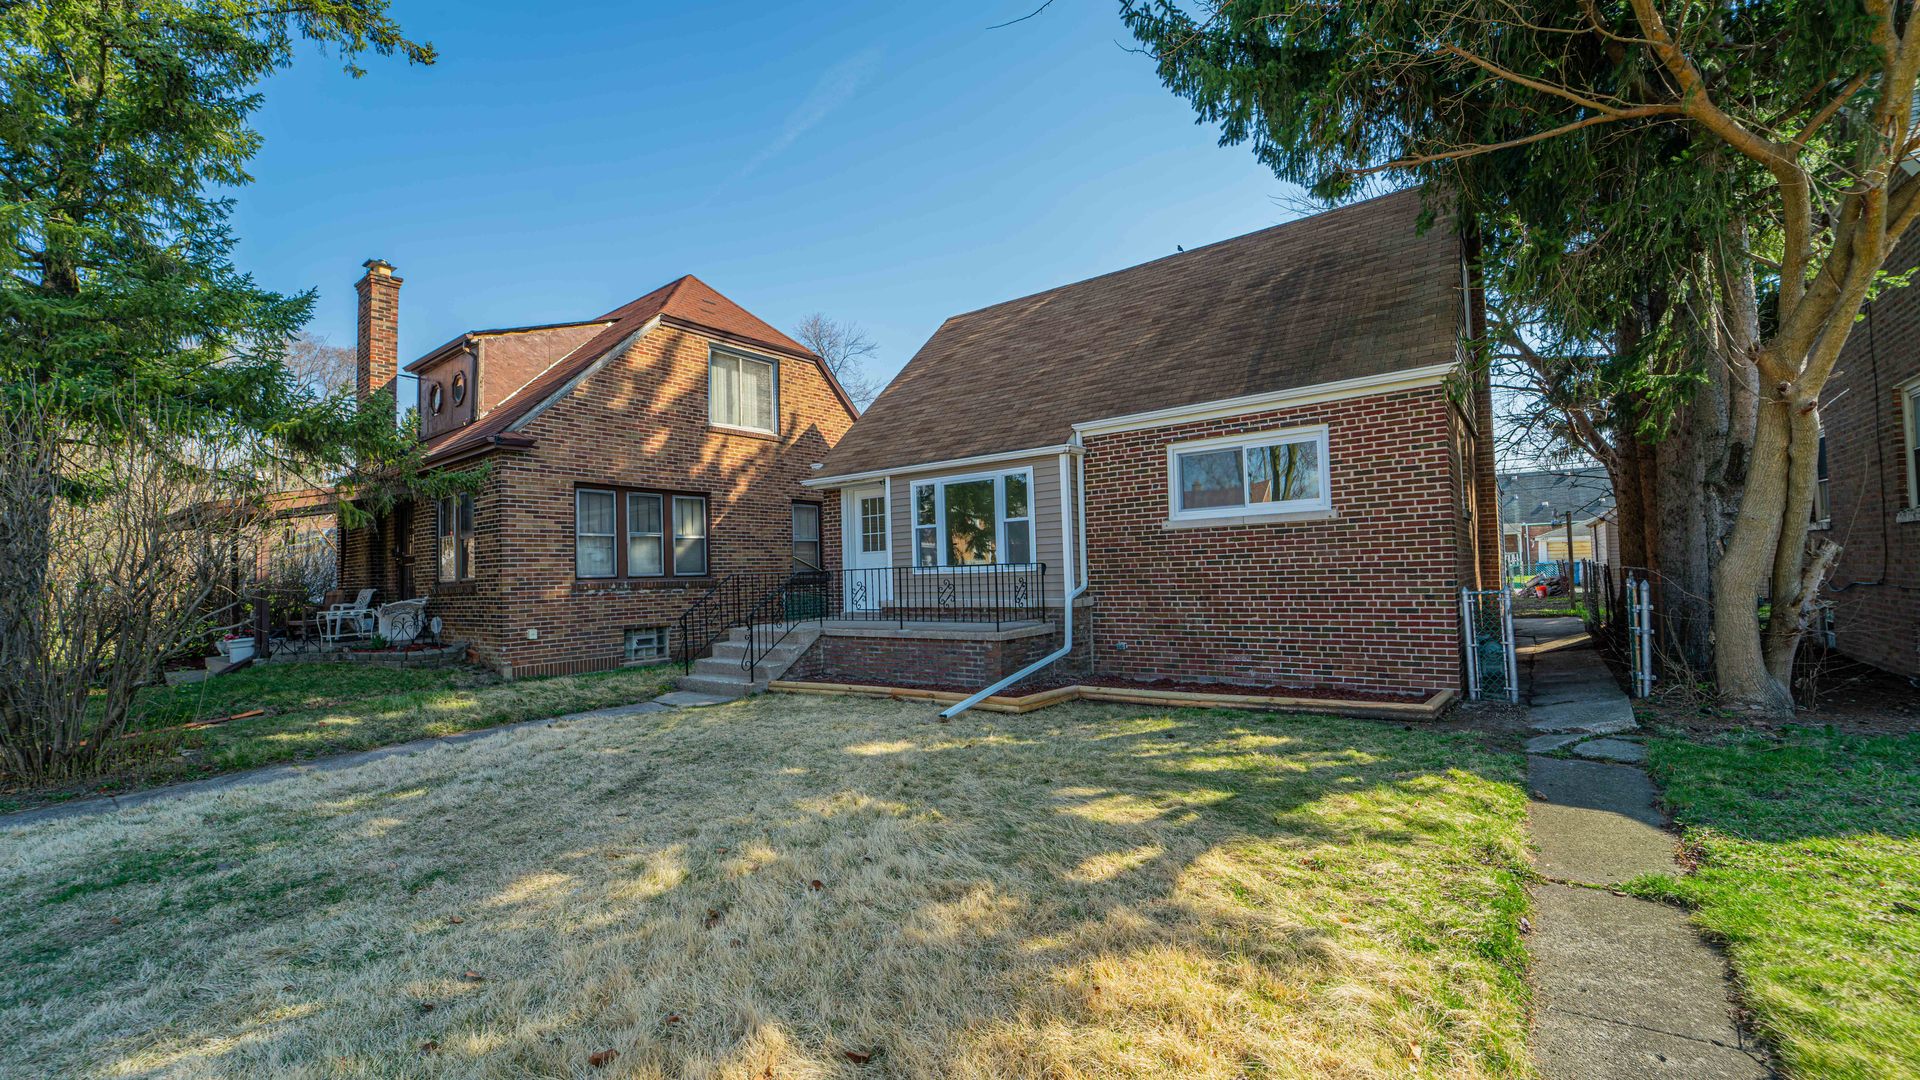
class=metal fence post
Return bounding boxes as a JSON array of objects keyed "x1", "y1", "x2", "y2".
[
  {"x1": 1499, "y1": 588, "x2": 1518, "y2": 703},
  {"x1": 1460, "y1": 587, "x2": 1480, "y2": 699}
]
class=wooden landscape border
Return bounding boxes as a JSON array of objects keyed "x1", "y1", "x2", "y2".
[{"x1": 768, "y1": 679, "x2": 1457, "y2": 720}]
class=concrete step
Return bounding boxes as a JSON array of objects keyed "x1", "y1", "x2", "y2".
[
  {"x1": 675, "y1": 674, "x2": 767, "y2": 698},
  {"x1": 693, "y1": 655, "x2": 759, "y2": 679},
  {"x1": 705, "y1": 641, "x2": 808, "y2": 666}
]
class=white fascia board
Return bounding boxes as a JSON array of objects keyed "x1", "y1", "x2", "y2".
[
  {"x1": 505, "y1": 317, "x2": 660, "y2": 434},
  {"x1": 1071, "y1": 361, "x2": 1459, "y2": 439},
  {"x1": 803, "y1": 444, "x2": 1072, "y2": 488}
]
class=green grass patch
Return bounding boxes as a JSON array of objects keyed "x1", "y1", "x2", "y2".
[
  {"x1": 1633, "y1": 727, "x2": 1920, "y2": 1078},
  {"x1": 1, "y1": 661, "x2": 680, "y2": 812}
]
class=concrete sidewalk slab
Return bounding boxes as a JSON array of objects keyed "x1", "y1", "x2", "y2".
[
  {"x1": 1529, "y1": 705, "x2": 1637, "y2": 734},
  {"x1": 1573, "y1": 738, "x2": 1648, "y2": 764},
  {"x1": 1531, "y1": 884, "x2": 1771, "y2": 1079},
  {"x1": 1522, "y1": 639, "x2": 1769, "y2": 1078},
  {"x1": 654, "y1": 690, "x2": 733, "y2": 708},
  {"x1": 1528, "y1": 756, "x2": 1674, "y2": 884}
]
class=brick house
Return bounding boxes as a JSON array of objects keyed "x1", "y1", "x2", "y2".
[
  {"x1": 1819, "y1": 231, "x2": 1920, "y2": 679},
  {"x1": 791, "y1": 190, "x2": 1501, "y2": 702},
  {"x1": 337, "y1": 262, "x2": 859, "y2": 678}
]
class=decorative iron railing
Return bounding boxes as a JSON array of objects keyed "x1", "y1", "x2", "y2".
[
  {"x1": 741, "y1": 563, "x2": 1049, "y2": 678},
  {"x1": 676, "y1": 563, "x2": 1050, "y2": 674}
]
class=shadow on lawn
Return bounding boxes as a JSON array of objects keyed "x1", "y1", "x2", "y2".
[{"x1": 9, "y1": 699, "x2": 1533, "y2": 1078}]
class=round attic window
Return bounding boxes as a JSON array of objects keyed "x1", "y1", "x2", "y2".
[
  {"x1": 429, "y1": 383, "x2": 444, "y2": 414},
  {"x1": 451, "y1": 371, "x2": 467, "y2": 406}
]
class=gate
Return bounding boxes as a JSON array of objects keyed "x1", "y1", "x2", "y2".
[{"x1": 1460, "y1": 588, "x2": 1518, "y2": 702}]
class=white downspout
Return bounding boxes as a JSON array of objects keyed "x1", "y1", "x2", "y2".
[{"x1": 941, "y1": 445, "x2": 1087, "y2": 718}]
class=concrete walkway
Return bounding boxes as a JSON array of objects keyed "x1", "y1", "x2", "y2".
[
  {"x1": 1517, "y1": 621, "x2": 1772, "y2": 1078},
  {"x1": 0, "y1": 689, "x2": 725, "y2": 830}
]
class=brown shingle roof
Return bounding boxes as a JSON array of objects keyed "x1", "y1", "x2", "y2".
[
  {"x1": 420, "y1": 275, "x2": 830, "y2": 464},
  {"x1": 816, "y1": 189, "x2": 1463, "y2": 479}
]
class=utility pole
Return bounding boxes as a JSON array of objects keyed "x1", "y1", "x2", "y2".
[{"x1": 1565, "y1": 511, "x2": 1576, "y2": 581}]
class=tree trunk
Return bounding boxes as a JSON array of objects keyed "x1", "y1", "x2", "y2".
[
  {"x1": 1762, "y1": 401, "x2": 1832, "y2": 687},
  {"x1": 1655, "y1": 404, "x2": 1716, "y2": 675},
  {"x1": 1711, "y1": 380, "x2": 1793, "y2": 714}
]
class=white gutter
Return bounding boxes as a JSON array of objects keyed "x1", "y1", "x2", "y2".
[{"x1": 941, "y1": 442, "x2": 1088, "y2": 718}]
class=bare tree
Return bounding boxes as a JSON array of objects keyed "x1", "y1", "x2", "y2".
[
  {"x1": 284, "y1": 332, "x2": 356, "y2": 397},
  {"x1": 0, "y1": 398, "x2": 263, "y2": 782},
  {"x1": 793, "y1": 314, "x2": 882, "y2": 409}
]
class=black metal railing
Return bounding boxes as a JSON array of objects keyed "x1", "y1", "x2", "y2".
[
  {"x1": 677, "y1": 563, "x2": 1050, "y2": 674},
  {"x1": 677, "y1": 573, "x2": 763, "y2": 673},
  {"x1": 740, "y1": 563, "x2": 1049, "y2": 678}
]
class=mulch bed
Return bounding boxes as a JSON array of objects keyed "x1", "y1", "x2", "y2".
[{"x1": 800, "y1": 671, "x2": 1430, "y2": 706}]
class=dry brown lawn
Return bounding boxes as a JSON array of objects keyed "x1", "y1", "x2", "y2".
[{"x1": 0, "y1": 695, "x2": 1533, "y2": 1079}]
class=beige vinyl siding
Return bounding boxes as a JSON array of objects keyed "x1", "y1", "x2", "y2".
[{"x1": 883, "y1": 453, "x2": 1076, "y2": 607}]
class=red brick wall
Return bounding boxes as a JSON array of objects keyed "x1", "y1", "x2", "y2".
[
  {"x1": 785, "y1": 616, "x2": 1088, "y2": 691},
  {"x1": 1082, "y1": 385, "x2": 1467, "y2": 696},
  {"x1": 411, "y1": 324, "x2": 854, "y2": 677},
  {"x1": 1822, "y1": 235, "x2": 1920, "y2": 677},
  {"x1": 354, "y1": 262, "x2": 400, "y2": 403}
]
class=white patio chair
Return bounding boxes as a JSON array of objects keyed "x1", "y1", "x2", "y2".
[{"x1": 321, "y1": 588, "x2": 377, "y2": 645}]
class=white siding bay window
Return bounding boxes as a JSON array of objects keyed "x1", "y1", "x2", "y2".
[
  {"x1": 912, "y1": 469, "x2": 1035, "y2": 567},
  {"x1": 709, "y1": 347, "x2": 777, "y2": 433},
  {"x1": 1168, "y1": 425, "x2": 1331, "y2": 522}
]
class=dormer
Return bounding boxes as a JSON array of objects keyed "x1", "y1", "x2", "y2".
[{"x1": 405, "y1": 320, "x2": 610, "y2": 441}]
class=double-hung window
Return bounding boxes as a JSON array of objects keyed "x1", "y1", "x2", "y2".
[
  {"x1": 576, "y1": 487, "x2": 708, "y2": 578},
  {"x1": 437, "y1": 493, "x2": 475, "y2": 582},
  {"x1": 1168, "y1": 426, "x2": 1330, "y2": 522},
  {"x1": 911, "y1": 469, "x2": 1036, "y2": 567},
  {"x1": 709, "y1": 347, "x2": 777, "y2": 433},
  {"x1": 792, "y1": 502, "x2": 822, "y2": 571},
  {"x1": 627, "y1": 493, "x2": 664, "y2": 576}
]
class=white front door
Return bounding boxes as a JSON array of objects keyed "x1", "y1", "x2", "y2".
[{"x1": 842, "y1": 483, "x2": 892, "y2": 612}]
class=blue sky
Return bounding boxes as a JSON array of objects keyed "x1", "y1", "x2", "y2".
[{"x1": 235, "y1": 1, "x2": 1307, "y2": 395}]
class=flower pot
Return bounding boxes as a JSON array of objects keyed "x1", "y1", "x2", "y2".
[{"x1": 224, "y1": 637, "x2": 257, "y2": 664}]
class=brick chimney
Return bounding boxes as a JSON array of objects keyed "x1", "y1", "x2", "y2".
[{"x1": 354, "y1": 258, "x2": 402, "y2": 404}]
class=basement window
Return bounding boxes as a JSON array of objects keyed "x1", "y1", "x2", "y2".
[
  {"x1": 1167, "y1": 426, "x2": 1330, "y2": 522},
  {"x1": 624, "y1": 627, "x2": 667, "y2": 662}
]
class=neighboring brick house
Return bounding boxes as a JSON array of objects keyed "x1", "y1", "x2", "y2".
[
  {"x1": 798, "y1": 190, "x2": 1501, "y2": 701},
  {"x1": 338, "y1": 261, "x2": 859, "y2": 677},
  {"x1": 1820, "y1": 231, "x2": 1920, "y2": 679}
]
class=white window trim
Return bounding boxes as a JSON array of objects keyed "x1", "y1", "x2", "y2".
[
  {"x1": 708, "y1": 345, "x2": 780, "y2": 436},
  {"x1": 909, "y1": 467, "x2": 1038, "y2": 570},
  {"x1": 575, "y1": 488, "x2": 617, "y2": 579},
  {"x1": 1165, "y1": 424, "x2": 1332, "y2": 523}
]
